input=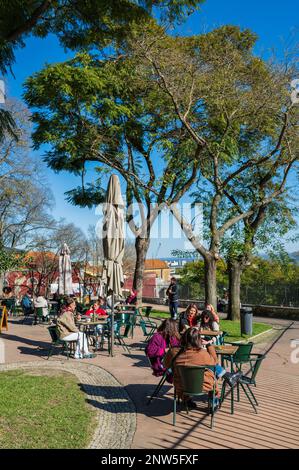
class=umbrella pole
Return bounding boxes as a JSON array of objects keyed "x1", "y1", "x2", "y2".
[{"x1": 110, "y1": 292, "x2": 115, "y2": 357}]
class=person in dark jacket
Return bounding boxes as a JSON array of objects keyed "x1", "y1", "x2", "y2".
[{"x1": 166, "y1": 277, "x2": 178, "y2": 320}]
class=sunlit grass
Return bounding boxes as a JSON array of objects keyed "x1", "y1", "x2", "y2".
[
  {"x1": 0, "y1": 369, "x2": 95, "y2": 449},
  {"x1": 150, "y1": 310, "x2": 272, "y2": 342}
]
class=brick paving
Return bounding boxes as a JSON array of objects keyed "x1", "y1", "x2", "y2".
[{"x1": 1, "y1": 315, "x2": 299, "y2": 449}]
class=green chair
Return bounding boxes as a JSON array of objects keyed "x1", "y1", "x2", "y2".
[
  {"x1": 146, "y1": 354, "x2": 171, "y2": 405},
  {"x1": 114, "y1": 319, "x2": 131, "y2": 354},
  {"x1": 122, "y1": 309, "x2": 139, "y2": 339},
  {"x1": 137, "y1": 307, "x2": 157, "y2": 341},
  {"x1": 218, "y1": 331, "x2": 228, "y2": 345},
  {"x1": 47, "y1": 326, "x2": 77, "y2": 359},
  {"x1": 34, "y1": 307, "x2": 48, "y2": 325},
  {"x1": 222, "y1": 342, "x2": 254, "y2": 371},
  {"x1": 174, "y1": 365, "x2": 217, "y2": 428},
  {"x1": 237, "y1": 353, "x2": 265, "y2": 413}
]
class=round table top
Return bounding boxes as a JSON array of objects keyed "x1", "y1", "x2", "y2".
[
  {"x1": 77, "y1": 318, "x2": 109, "y2": 326},
  {"x1": 199, "y1": 329, "x2": 222, "y2": 336}
]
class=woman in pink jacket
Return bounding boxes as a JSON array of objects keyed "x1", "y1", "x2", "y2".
[{"x1": 145, "y1": 319, "x2": 181, "y2": 382}]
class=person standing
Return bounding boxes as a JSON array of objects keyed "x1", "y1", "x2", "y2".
[{"x1": 166, "y1": 277, "x2": 179, "y2": 320}]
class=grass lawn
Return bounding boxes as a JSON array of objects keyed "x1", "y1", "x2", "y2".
[
  {"x1": 149, "y1": 309, "x2": 272, "y2": 342},
  {"x1": 0, "y1": 369, "x2": 96, "y2": 449}
]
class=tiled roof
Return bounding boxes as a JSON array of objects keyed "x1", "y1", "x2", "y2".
[{"x1": 144, "y1": 259, "x2": 169, "y2": 269}]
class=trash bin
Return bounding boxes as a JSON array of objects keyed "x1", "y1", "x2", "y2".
[{"x1": 240, "y1": 307, "x2": 253, "y2": 336}]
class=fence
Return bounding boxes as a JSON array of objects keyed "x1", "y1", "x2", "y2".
[{"x1": 174, "y1": 283, "x2": 299, "y2": 308}]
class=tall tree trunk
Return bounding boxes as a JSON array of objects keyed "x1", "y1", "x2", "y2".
[
  {"x1": 204, "y1": 255, "x2": 217, "y2": 310},
  {"x1": 133, "y1": 236, "x2": 150, "y2": 304},
  {"x1": 227, "y1": 260, "x2": 243, "y2": 320}
]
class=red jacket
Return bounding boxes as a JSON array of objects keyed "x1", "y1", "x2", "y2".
[{"x1": 85, "y1": 307, "x2": 107, "y2": 317}]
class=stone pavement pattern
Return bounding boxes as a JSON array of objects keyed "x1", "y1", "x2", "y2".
[{"x1": 1, "y1": 316, "x2": 299, "y2": 449}]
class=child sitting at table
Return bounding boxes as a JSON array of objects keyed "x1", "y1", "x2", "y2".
[
  {"x1": 199, "y1": 309, "x2": 220, "y2": 345},
  {"x1": 85, "y1": 300, "x2": 107, "y2": 317}
]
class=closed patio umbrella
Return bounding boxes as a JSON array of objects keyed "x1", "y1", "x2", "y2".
[
  {"x1": 58, "y1": 243, "x2": 73, "y2": 295},
  {"x1": 102, "y1": 174, "x2": 125, "y2": 356}
]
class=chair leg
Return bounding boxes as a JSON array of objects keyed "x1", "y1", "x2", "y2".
[
  {"x1": 240, "y1": 382, "x2": 258, "y2": 413},
  {"x1": 173, "y1": 389, "x2": 177, "y2": 426},
  {"x1": 247, "y1": 384, "x2": 259, "y2": 406},
  {"x1": 220, "y1": 381, "x2": 227, "y2": 409},
  {"x1": 237, "y1": 382, "x2": 240, "y2": 402},
  {"x1": 147, "y1": 374, "x2": 168, "y2": 405},
  {"x1": 47, "y1": 345, "x2": 53, "y2": 360}
]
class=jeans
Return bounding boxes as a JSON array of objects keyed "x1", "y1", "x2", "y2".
[
  {"x1": 169, "y1": 301, "x2": 178, "y2": 319},
  {"x1": 215, "y1": 364, "x2": 226, "y2": 378}
]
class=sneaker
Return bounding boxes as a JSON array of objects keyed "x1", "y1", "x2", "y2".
[
  {"x1": 83, "y1": 353, "x2": 96, "y2": 359},
  {"x1": 74, "y1": 354, "x2": 83, "y2": 359}
]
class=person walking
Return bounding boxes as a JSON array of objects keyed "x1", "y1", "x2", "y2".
[{"x1": 166, "y1": 277, "x2": 179, "y2": 320}]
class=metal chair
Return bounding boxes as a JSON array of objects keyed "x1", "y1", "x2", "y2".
[
  {"x1": 47, "y1": 326, "x2": 77, "y2": 359},
  {"x1": 146, "y1": 353, "x2": 172, "y2": 405},
  {"x1": 114, "y1": 319, "x2": 131, "y2": 354},
  {"x1": 137, "y1": 307, "x2": 157, "y2": 341},
  {"x1": 222, "y1": 342, "x2": 254, "y2": 371},
  {"x1": 174, "y1": 365, "x2": 217, "y2": 428},
  {"x1": 236, "y1": 353, "x2": 266, "y2": 413}
]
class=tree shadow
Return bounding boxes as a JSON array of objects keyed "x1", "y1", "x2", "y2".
[
  {"x1": 0, "y1": 332, "x2": 50, "y2": 349},
  {"x1": 79, "y1": 382, "x2": 211, "y2": 421}
]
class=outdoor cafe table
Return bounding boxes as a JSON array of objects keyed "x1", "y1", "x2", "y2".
[
  {"x1": 214, "y1": 344, "x2": 239, "y2": 414},
  {"x1": 77, "y1": 317, "x2": 109, "y2": 353},
  {"x1": 199, "y1": 330, "x2": 223, "y2": 337}
]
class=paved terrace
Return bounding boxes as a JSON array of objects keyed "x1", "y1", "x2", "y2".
[{"x1": 1, "y1": 313, "x2": 299, "y2": 449}]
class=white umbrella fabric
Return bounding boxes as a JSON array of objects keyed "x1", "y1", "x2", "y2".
[
  {"x1": 58, "y1": 243, "x2": 73, "y2": 295},
  {"x1": 102, "y1": 174, "x2": 125, "y2": 356}
]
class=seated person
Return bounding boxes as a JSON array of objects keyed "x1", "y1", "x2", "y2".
[
  {"x1": 164, "y1": 328, "x2": 241, "y2": 409},
  {"x1": 21, "y1": 291, "x2": 34, "y2": 316},
  {"x1": 178, "y1": 303, "x2": 200, "y2": 333},
  {"x1": 2, "y1": 287, "x2": 15, "y2": 313},
  {"x1": 56, "y1": 297, "x2": 95, "y2": 359},
  {"x1": 85, "y1": 300, "x2": 107, "y2": 317},
  {"x1": 205, "y1": 302, "x2": 220, "y2": 323},
  {"x1": 34, "y1": 295, "x2": 49, "y2": 320},
  {"x1": 145, "y1": 319, "x2": 181, "y2": 383},
  {"x1": 98, "y1": 296, "x2": 107, "y2": 311},
  {"x1": 199, "y1": 309, "x2": 220, "y2": 345},
  {"x1": 126, "y1": 289, "x2": 137, "y2": 305}
]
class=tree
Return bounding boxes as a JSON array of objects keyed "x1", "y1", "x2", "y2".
[
  {"x1": 0, "y1": 99, "x2": 55, "y2": 249},
  {"x1": 24, "y1": 26, "x2": 204, "y2": 302},
  {"x1": 130, "y1": 25, "x2": 298, "y2": 309},
  {"x1": 0, "y1": 1, "x2": 204, "y2": 140},
  {"x1": 0, "y1": 0, "x2": 203, "y2": 74}
]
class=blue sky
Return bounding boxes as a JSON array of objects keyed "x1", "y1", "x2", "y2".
[{"x1": 4, "y1": 0, "x2": 299, "y2": 256}]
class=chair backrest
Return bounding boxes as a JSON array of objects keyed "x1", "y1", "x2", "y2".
[
  {"x1": 145, "y1": 306, "x2": 152, "y2": 318},
  {"x1": 233, "y1": 342, "x2": 254, "y2": 362},
  {"x1": 250, "y1": 354, "x2": 265, "y2": 381},
  {"x1": 48, "y1": 326, "x2": 59, "y2": 342},
  {"x1": 219, "y1": 331, "x2": 228, "y2": 345},
  {"x1": 176, "y1": 365, "x2": 207, "y2": 395}
]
